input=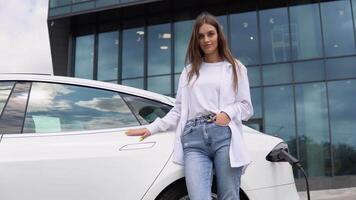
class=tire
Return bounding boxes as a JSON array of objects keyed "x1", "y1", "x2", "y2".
[{"x1": 156, "y1": 179, "x2": 218, "y2": 200}]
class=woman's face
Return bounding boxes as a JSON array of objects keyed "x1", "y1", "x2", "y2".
[{"x1": 198, "y1": 23, "x2": 219, "y2": 57}]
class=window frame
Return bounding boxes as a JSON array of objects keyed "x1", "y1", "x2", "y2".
[{"x1": 0, "y1": 82, "x2": 31, "y2": 134}]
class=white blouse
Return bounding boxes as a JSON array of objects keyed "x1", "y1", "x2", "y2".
[{"x1": 187, "y1": 61, "x2": 224, "y2": 120}]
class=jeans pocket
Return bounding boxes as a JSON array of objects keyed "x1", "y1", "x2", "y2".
[{"x1": 181, "y1": 125, "x2": 193, "y2": 137}]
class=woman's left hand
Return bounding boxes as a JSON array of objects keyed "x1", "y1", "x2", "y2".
[{"x1": 214, "y1": 112, "x2": 231, "y2": 126}]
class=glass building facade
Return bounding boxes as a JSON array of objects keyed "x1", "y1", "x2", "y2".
[
  {"x1": 49, "y1": 0, "x2": 356, "y2": 189},
  {"x1": 48, "y1": 0, "x2": 157, "y2": 17}
]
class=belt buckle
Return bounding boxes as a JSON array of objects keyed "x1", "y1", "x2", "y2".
[{"x1": 206, "y1": 114, "x2": 214, "y2": 122}]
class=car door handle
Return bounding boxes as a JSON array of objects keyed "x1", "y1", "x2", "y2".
[{"x1": 119, "y1": 142, "x2": 156, "y2": 151}]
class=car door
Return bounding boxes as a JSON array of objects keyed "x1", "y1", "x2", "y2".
[{"x1": 0, "y1": 81, "x2": 175, "y2": 200}]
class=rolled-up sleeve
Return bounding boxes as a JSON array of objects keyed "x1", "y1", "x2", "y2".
[
  {"x1": 221, "y1": 61, "x2": 254, "y2": 122},
  {"x1": 146, "y1": 68, "x2": 187, "y2": 134}
]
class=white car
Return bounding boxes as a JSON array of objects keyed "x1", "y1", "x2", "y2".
[{"x1": 0, "y1": 74, "x2": 300, "y2": 200}]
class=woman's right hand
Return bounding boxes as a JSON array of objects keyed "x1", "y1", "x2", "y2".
[{"x1": 125, "y1": 128, "x2": 152, "y2": 140}]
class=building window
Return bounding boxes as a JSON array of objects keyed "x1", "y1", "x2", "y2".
[
  {"x1": 262, "y1": 63, "x2": 292, "y2": 85},
  {"x1": 49, "y1": 0, "x2": 71, "y2": 8},
  {"x1": 74, "y1": 34, "x2": 94, "y2": 79},
  {"x1": 230, "y1": 11, "x2": 259, "y2": 65},
  {"x1": 147, "y1": 75, "x2": 171, "y2": 96},
  {"x1": 122, "y1": 78, "x2": 144, "y2": 89},
  {"x1": 247, "y1": 66, "x2": 261, "y2": 87},
  {"x1": 147, "y1": 23, "x2": 171, "y2": 76},
  {"x1": 353, "y1": 0, "x2": 356, "y2": 34},
  {"x1": 259, "y1": 8, "x2": 291, "y2": 64},
  {"x1": 97, "y1": 31, "x2": 119, "y2": 81},
  {"x1": 174, "y1": 20, "x2": 193, "y2": 73},
  {"x1": 217, "y1": 15, "x2": 228, "y2": 37},
  {"x1": 295, "y1": 82, "x2": 331, "y2": 177},
  {"x1": 328, "y1": 79, "x2": 356, "y2": 175},
  {"x1": 320, "y1": 0, "x2": 356, "y2": 57},
  {"x1": 96, "y1": 0, "x2": 120, "y2": 7},
  {"x1": 72, "y1": 0, "x2": 92, "y2": 4},
  {"x1": 325, "y1": 56, "x2": 356, "y2": 80},
  {"x1": 289, "y1": 3, "x2": 323, "y2": 60},
  {"x1": 293, "y1": 60, "x2": 325, "y2": 83},
  {"x1": 122, "y1": 27, "x2": 144, "y2": 79},
  {"x1": 250, "y1": 88, "x2": 262, "y2": 119},
  {"x1": 264, "y1": 85, "x2": 297, "y2": 157},
  {"x1": 72, "y1": 0, "x2": 95, "y2": 12}
]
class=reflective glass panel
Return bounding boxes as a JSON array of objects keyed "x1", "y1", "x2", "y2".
[
  {"x1": 23, "y1": 82, "x2": 139, "y2": 133},
  {"x1": 250, "y1": 88, "x2": 262, "y2": 118},
  {"x1": 354, "y1": 0, "x2": 356, "y2": 33},
  {"x1": 247, "y1": 66, "x2": 261, "y2": 87},
  {"x1": 122, "y1": 27, "x2": 144, "y2": 78},
  {"x1": 289, "y1": 3, "x2": 323, "y2": 60},
  {"x1": 264, "y1": 86, "x2": 296, "y2": 153},
  {"x1": 50, "y1": 0, "x2": 71, "y2": 8},
  {"x1": 98, "y1": 31, "x2": 118, "y2": 81},
  {"x1": 321, "y1": 0, "x2": 356, "y2": 56},
  {"x1": 121, "y1": 93, "x2": 172, "y2": 124},
  {"x1": 295, "y1": 82, "x2": 331, "y2": 177},
  {"x1": 328, "y1": 79, "x2": 356, "y2": 175},
  {"x1": 74, "y1": 34, "x2": 94, "y2": 79},
  {"x1": 0, "y1": 82, "x2": 31, "y2": 134},
  {"x1": 121, "y1": 78, "x2": 144, "y2": 89},
  {"x1": 73, "y1": 0, "x2": 90, "y2": 3},
  {"x1": 230, "y1": 11, "x2": 259, "y2": 65},
  {"x1": 217, "y1": 15, "x2": 228, "y2": 36},
  {"x1": 0, "y1": 82, "x2": 14, "y2": 115},
  {"x1": 96, "y1": 0, "x2": 119, "y2": 7},
  {"x1": 263, "y1": 63, "x2": 292, "y2": 85},
  {"x1": 174, "y1": 20, "x2": 193, "y2": 73},
  {"x1": 260, "y1": 8, "x2": 291, "y2": 63},
  {"x1": 72, "y1": 1, "x2": 95, "y2": 12},
  {"x1": 49, "y1": 6, "x2": 71, "y2": 16},
  {"x1": 294, "y1": 60, "x2": 325, "y2": 83},
  {"x1": 325, "y1": 57, "x2": 356, "y2": 80},
  {"x1": 148, "y1": 23, "x2": 171, "y2": 76},
  {"x1": 147, "y1": 75, "x2": 171, "y2": 95}
]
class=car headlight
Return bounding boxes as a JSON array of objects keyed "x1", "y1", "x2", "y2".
[{"x1": 266, "y1": 142, "x2": 289, "y2": 162}]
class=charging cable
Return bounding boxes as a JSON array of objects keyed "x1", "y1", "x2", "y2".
[{"x1": 277, "y1": 149, "x2": 310, "y2": 200}]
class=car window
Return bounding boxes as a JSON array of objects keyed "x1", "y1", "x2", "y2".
[
  {"x1": 0, "y1": 82, "x2": 15, "y2": 116},
  {"x1": 23, "y1": 82, "x2": 139, "y2": 133},
  {"x1": 121, "y1": 93, "x2": 172, "y2": 124},
  {"x1": 0, "y1": 82, "x2": 30, "y2": 134}
]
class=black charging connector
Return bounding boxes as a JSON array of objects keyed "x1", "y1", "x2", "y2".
[{"x1": 277, "y1": 149, "x2": 310, "y2": 200}]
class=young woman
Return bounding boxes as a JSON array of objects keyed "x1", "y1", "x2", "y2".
[{"x1": 126, "y1": 12, "x2": 253, "y2": 200}]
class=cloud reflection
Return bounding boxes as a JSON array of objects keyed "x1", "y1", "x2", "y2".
[
  {"x1": 75, "y1": 95, "x2": 132, "y2": 113},
  {"x1": 28, "y1": 83, "x2": 74, "y2": 112}
]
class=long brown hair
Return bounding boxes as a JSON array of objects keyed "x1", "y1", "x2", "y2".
[{"x1": 185, "y1": 12, "x2": 239, "y2": 92}]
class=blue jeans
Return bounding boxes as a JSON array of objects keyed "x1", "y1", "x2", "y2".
[{"x1": 181, "y1": 114, "x2": 243, "y2": 200}]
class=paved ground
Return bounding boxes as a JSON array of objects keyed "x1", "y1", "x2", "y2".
[{"x1": 298, "y1": 187, "x2": 356, "y2": 200}]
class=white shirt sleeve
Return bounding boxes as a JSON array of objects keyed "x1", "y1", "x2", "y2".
[
  {"x1": 221, "y1": 60, "x2": 254, "y2": 122},
  {"x1": 146, "y1": 67, "x2": 187, "y2": 134}
]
